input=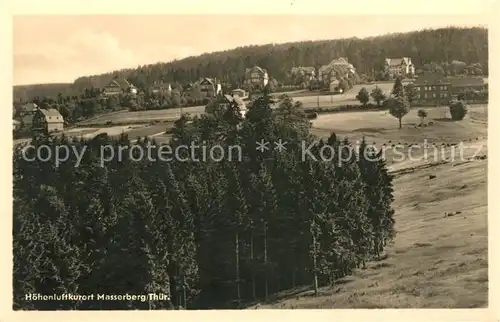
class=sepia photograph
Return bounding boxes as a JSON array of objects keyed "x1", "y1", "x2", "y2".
[{"x1": 10, "y1": 11, "x2": 490, "y2": 313}]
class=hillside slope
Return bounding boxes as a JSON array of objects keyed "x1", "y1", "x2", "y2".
[{"x1": 249, "y1": 143, "x2": 488, "y2": 308}]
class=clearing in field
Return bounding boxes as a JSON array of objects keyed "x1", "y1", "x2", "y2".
[
  {"x1": 249, "y1": 104, "x2": 488, "y2": 308},
  {"x1": 290, "y1": 82, "x2": 401, "y2": 108},
  {"x1": 63, "y1": 125, "x2": 147, "y2": 139},
  {"x1": 311, "y1": 105, "x2": 487, "y2": 146},
  {"x1": 74, "y1": 82, "x2": 401, "y2": 127},
  {"x1": 77, "y1": 105, "x2": 206, "y2": 126}
]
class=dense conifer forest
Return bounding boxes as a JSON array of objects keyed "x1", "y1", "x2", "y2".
[{"x1": 13, "y1": 91, "x2": 396, "y2": 309}]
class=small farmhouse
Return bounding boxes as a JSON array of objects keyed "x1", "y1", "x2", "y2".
[
  {"x1": 103, "y1": 78, "x2": 137, "y2": 95},
  {"x1": 32, "y1": 108, "x2": 65, "y2": 133},
  {"x1": 222, "y1": 94, "x2": 247, "y2": 118},
  {"x1": 232, "y1": 88, "x2": 246, "y2": 98},
  {"x1": 244, "y1": 66, "x2": 269, "y2": 89},
  {"x1": 151, "y1": 81, "x2": 172, "y2": 94},
  {"x1": 19, "y1": 103, "x2": 38, "y2": 116},
  {"x1": 199, "y1": 78, "x2": 222, "y2": 97},
  {"x1": 289, "y1": 66, "x2": 316, "y2": 81}
]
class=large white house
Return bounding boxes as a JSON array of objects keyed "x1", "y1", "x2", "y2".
[{"x1": 384, "y1": 57, "x2": 415, "y2": 78}]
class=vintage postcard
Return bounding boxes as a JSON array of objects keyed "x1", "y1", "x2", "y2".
[{"x1": 3, "y1": 1, "x2": 498, "y2": 321}]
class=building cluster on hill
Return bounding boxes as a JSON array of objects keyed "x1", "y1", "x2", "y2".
[
  {"x1": 95, "y1": 66, "x2": 269, "y2": 99},
  {"x1": 287, "y1": 56, "x2": 486, "y2": 101},
  {"x1": 13, "y1": 70, "x2": 258, "y2": 135},
  {"x1": 287, "y1": 56, "x2": 415, "y2": 94},
  {"x1": 13, "y1": 51, "x2": 487, "y2": 136}
]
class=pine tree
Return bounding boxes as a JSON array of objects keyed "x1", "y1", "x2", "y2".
[
  {"x1": 357, "y1": 138, "x2": 395, "y2": 259},
  {"x1": 391, "y1": 77, "x2": 405, "y2": 98}
]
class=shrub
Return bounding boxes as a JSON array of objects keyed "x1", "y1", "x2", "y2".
[
  {"x1": 356, "y1": 87, "x2": 370, "y2": 106},
  {"x1": 306, "y1": 112, "x2": 318, "y2": 119},
  {"x1": 417, "y1": 109, "x2": 428, "y2": 124},
  {"x1": 449, "y1": 101, "x2": 468, "y2": 120}
]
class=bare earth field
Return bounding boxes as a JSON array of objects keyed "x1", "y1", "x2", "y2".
[{"x1": 249, "y1": 105, "x2": 488, "y2": 309}]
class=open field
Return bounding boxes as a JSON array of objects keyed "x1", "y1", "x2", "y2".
[
  {"x1": 271, "y1": 89, "x2": 309, "y2": 97},
  {"x1": 310, "y1": 104, "x2": 487, "y2": 167},
  {"x1": 76, "y1": 105, "x2": 206, "y2": 126},
  {"x1": 68, "y1": 123, "x2": 171, "y2": 142},
  {"x1": 295, "y1": 82, "x2": 406, "y2": 108},
  {"x1": 249, "y1": 105, "x2": 488, "y2": 309},
  {"x1": 72, "y1": 82, "x2": 398, "y2": 126},
  {"x1": 63, "y1": 124, "x2": 147, "y2": 138},
  {"x1": 311, "y1": 104, "x2": 487, "y2": 145}
]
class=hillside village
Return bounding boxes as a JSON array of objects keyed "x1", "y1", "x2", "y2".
[
  {"x1": 13, "y1": 25, "x2": 488, "y2": 311},
  {"x1": 13, "y1": 54, "x2": 487, "y2": 136}
]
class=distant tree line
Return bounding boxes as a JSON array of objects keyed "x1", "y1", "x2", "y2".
[{"x1": 13, "y1": 90, "x2": 395, "y2": 310}]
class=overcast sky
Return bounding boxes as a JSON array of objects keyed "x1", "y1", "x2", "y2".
[{"x1": 13, "y1": 15, "x2": 487, "y2": 85}]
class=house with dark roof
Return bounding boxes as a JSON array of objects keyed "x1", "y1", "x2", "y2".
[
  {"x1": 21, "y1": 103, "x2": 39, "y2": 129},
  {"x1": 20, "y1": 102, "x2": 38, "y2": 116},
  {"x1": 412, "y1": 72, "x2": 452, "y2": 105},
  {"x1": 447, "y1": 76, "x2": 485, "y2": 97},
  {"x1": 199, "y1": 78, "x2": 222, "y2": 97},
  {"x1": 32, "y1": 108, "x2": 64, "y2": 133},
  {"x1": 289, "y1": 66, "x2": 316, "y2": 81},
  {"x1": 231, "y1": 88, "x2": 246, "y2": 98},
  {"x1": 384, "y1": 57, "x2": 415, "y2": 79},
  {"x1": 151, "y1": 81, "x2": 172, "y2": 94},
  {"x1": 244, "y1": 66, "x2": 269, "y2": 89},
  {"x1": 222, "y1": 94, "x2": 247, "y2": 118},
  {"x1": 103, "y1": 78, "x2": 137, "y2": 96}
]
